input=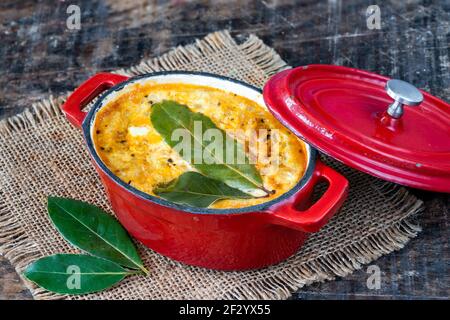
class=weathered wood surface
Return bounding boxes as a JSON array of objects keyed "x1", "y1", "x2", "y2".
[{"x1": 0, "y1": 0, "x2": 448, "y2": 300}]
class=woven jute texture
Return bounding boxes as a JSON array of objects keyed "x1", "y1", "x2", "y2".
[{"x1": 0, "y1": 31, "x2": 423, "y2": 300}]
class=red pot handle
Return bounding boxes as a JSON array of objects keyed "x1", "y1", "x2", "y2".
[
  {"x1": 62, "y1": 73, "x2": 129, "y2": 129},
  {"x1": 266, "y1": 160, "x2": 349, "y2": 233}
]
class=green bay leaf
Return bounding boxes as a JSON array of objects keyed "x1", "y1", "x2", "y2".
[
  {"x1": 23, "y1": 254, "x2": 132, "y2": 295},
  {"x1": 151, "y1": 100, "x2": 268, "y2": 197},
  {"x1": 47, "y1": 197, "x2": 148, "y2": 274},
  {"x1": 154, "y1": 171, "x2": 254, "y2": 207}
]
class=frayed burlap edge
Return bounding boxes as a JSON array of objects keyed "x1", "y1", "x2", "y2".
[
  {"x1": 0, "y1": 30, "x2": 423, "y2": 300},
  {"x1": 221, "y1": 184, "x2": 423, "y2": 299}
]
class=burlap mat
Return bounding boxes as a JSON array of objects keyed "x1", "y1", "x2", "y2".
[{"x1": 0, "y1": 31, "x2": 423, "y2": 300}]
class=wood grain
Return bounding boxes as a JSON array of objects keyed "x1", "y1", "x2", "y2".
[{"x1": 0, "y1": 0, "x2": 448, "y2": 300}]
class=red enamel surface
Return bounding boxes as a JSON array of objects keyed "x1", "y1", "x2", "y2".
[
  {"x1": 98, "y1": 168, "x2": 309, "y2": 270},
  {"x1": 264, "y1": 65, "x2": 450, "y2": 193},
  {"x1": 94, "y1": 159, "x2": 347, "y2": 270},
  {"x1": 61, "y1": 72, "x2": 348, "y2": 270},
  {"x1": 62, "y1": 73, "x2": 129, "y2": 128}
]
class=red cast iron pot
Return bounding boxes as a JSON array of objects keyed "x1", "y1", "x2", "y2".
[{"x1": 62, "y1": 71, "x2": 349, "y2": 271}]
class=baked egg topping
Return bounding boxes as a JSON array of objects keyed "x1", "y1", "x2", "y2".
[{"x1": 93, "y1": 82, "x2": 306, "y2": 209}]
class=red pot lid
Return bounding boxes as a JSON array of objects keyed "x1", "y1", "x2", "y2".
[{"x1": 263, "y1": 64, "x2": 450, "y2": 193}]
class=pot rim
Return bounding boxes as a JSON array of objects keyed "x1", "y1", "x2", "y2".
[{"x1": 81, "y1": 70, "x2": 318, "y2": 215}]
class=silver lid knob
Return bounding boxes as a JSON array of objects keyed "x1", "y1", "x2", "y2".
[{"x1": 385, "y1": 79, "x2": 424, "y2": 119}]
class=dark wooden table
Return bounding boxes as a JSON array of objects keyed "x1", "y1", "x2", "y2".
[{"x1": 0, "y1": 0, "x2": 448, "y2": 300}]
